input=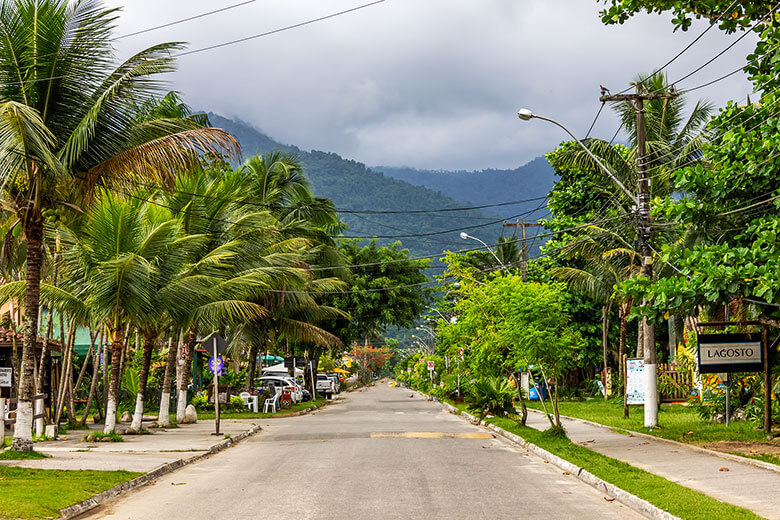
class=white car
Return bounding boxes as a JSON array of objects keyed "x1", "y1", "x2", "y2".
[{"x1": 257, "y1": 376, "x2": 303, "y2": 403}]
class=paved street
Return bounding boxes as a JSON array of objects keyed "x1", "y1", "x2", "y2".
[{"x1": 82, "y1": 384, "x2": 641, "y2": 520}]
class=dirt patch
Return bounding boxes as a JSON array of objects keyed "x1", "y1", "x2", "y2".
[{"x1": 705, "y1": 440, "x2": 780, "y2": 457}]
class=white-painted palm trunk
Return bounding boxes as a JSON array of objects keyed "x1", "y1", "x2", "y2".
[
  {"x1": 158, "y1": 392, "x2": 171, "y2": 427},
  {"x1": 130, "y1": 393, "x2": 145, "y2": 431},
  {"x1": 176, "y1": 389, "x2": 187, "y2": 422},
  {"x1": 104, "y1": 395, "x2": 118, "y2": 434},
  {"x1": 643, "y1": 363, "x2": 659, "y2": 427},
  {"x1": 12, "y1": 400, "x2": 33, "y2": 450}
]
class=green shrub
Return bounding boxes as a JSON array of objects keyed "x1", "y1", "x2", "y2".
[{"x1": 468, "y1": 377, "x2": 516, "y2": 418}]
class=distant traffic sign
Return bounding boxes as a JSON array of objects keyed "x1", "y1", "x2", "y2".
[
  {"x1": 202, "y1": 332, "x2": 228, "y2": 355},
  {"x1": 427, "y1": 361, "x2": 435, "y2": 371}
]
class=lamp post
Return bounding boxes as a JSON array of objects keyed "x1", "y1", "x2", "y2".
[
  {"x1": 459, "y1": 232, "x2": 510, "y2": 273},
  {"x1": 517, "y1": 108, "x2": 658, "y2": 427}
]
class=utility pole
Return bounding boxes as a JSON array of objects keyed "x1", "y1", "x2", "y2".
[
  {"x1": 503, "y1": 219, "x2": 541, "y2": 282},
  {"x1": 600, "y1": 84, "x2": 677, "y2": 427}
]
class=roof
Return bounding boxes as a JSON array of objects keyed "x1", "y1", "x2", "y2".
[{"x1": 0, "y1": 328, "x2": 62, "y2": 351}]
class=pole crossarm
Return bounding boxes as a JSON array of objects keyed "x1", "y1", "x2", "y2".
[{"x1": 600, "y1": 92, "x2": 679, "y2": 103}]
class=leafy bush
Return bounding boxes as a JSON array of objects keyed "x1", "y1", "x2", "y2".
[{"x1": 468, "y1": 377, "x2": 516, "y2": 418}]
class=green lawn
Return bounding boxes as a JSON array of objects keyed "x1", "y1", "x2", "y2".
[
  {"x1": 0, "y1": 466, "x2": 141, "y2": 519},
  {"x1": 196, "y1": 397, "x2": 327, "y2": 420},
  {"x1": 485, "y1": 416, "x2": 762, "y2": 520},
  {"x1": 525, "y1": 399, "x2": 770, "y2": 445}
]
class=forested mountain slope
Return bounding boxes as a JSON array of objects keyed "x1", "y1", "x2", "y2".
[
  {"x1": 208, "y1": 113, "x2": 549, "y2": 258},
  {"x1": 374, "y1": 158, "x2": 554, "y2": 219}
]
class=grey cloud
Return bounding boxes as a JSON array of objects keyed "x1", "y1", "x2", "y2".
[{"x1": 108, "y1": 0, "x2": 756, "y2": 171}]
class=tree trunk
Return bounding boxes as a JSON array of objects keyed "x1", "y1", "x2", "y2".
[
  {"x1": 158, "y1": 333, "x2": 178, "y2": 427},
  {"x1": 104, "y1": 326, "x2": 126, "y2": 434},
  {"x1": 636, "y1": 322, "x2": 645, "y2": 358},
  {"x1": 74, "y1": 330, "x2": 97, "y2": 394},
  {"x1": 81, "y1": 330, "x2": 102, "y2": 425},
  {"x1": 12, "y1": 217, "x2": 43, "y2": 451},
  {"x1": 176, "y1": 327, "x2": 197, "y2": 422},
  {"x1": 601, "y1": 304, "x2": 609, "y2": 398},
  {"x1": 130, "y1": 333, "x2": 156, "y2": 432},
  {"x1": 510, "y1": 372, "x2": 527, "y2": 425},
  {"x1": 619, "y1": 304, "x2": 628, "y2": 396},
  {"x1": 246, "y1": 342, "x2": 259, "y2": 393}
]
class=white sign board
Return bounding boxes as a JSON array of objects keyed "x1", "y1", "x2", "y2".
[
  {"x1": 698, "y1": 334, "x2": 763, "y2": 373},
  {"x1": 625, "y1": 358, "x2": 645, "y2": 405},
  {"x1": 427, "y1": 361, "x2": 435, "y2": 371},
  {"x1": 0, "y1": 367, "x2": 12, "y2": 388}
]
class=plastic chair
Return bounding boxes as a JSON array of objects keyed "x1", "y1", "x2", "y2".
[{"x1": 263, "y1": 393, "x2": 279, "y2": 413}]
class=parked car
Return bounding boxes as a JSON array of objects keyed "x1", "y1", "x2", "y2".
[
  {"x1": 325, "y1": 373, "x2": 342, "y2": 393},
  {"x1": 316, "y1": 373, "x2": 335, "y2": 398},
  {"x1": 257, "y1": 376, "x2": 303, "y2": 403}
]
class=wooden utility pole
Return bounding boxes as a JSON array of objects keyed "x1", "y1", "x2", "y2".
[
  {"x1": 600, "y1": 84, "x2": 677, "y2": 427},
  {"x1": 503, "y1": 220, "x2": 541, "y2": 282}
]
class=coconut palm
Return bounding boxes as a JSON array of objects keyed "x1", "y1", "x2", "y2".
[{"x1": 0, "y1": 0, "x2": 238, "y2": 450}]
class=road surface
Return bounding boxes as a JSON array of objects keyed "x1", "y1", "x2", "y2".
[{"x1": 82, "y1": 383, "x2": 641, "y2": 519}]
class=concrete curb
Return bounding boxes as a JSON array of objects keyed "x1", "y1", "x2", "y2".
[
  {"x1": 420, "y1": 391, "x2": 680, "y2": 520},
  {"x1": 526, "y1": 408, "x2": 780, "y2": 475},
  {"x1": 58, "y1": 423, "x2": 263, "y2": 520}
]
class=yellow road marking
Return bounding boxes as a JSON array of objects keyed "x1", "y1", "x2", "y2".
[{"x1": 370, "y1": 432, "x2": 493, "y2": 439}]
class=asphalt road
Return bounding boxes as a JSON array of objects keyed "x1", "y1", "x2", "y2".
[{"x1": 82, "y1": 383, "x2": 642, "y2": 520}]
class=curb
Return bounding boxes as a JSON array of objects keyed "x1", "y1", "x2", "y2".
[
  {"x1": 58, "y1": 423, "x2": 263, "y2": 520},
  {"x1": 526, "y1": 408, "x2": 780, "y2": 475},
  {"x1": 419, "y1": 391, "x2": 680, "y2": 520}
]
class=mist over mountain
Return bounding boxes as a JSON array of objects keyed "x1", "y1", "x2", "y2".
[{"x1": 208, "y1": 113, "x2": 554, "y2": 259}]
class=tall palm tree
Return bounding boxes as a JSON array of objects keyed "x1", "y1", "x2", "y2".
[{"x1": 0, "y1": 0, "x2": 238, "y2": 450}]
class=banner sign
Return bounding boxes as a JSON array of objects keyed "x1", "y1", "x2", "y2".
[
  {"x1": 697, "y1": 333, "x2": 763, "y2": 373},
  {"x1": 625, "y1": 358, "x2": 645, "y2": 405},
  {"x1": 0, "y1": 367, "x2": 11, "y2": 388}
]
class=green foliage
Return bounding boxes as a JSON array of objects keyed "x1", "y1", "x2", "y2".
[
  {"x1": 467, "y1": 377, "x2": 516, "y2": 418},
  {"x1": 82, "y1": 431, "x2": 123, "y2": 443},
  {"x1": 324, "y1": 239, "x2": 431, "y2": 345},
  {"x1": 0, "y1": 449, "x2": 49, "y2": 460}
]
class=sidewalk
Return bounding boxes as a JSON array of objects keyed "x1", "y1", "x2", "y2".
[
  {"x1": 525, "y1": 409, "x2": 780, "y2": 520},
  {"x1": 0, "y1": 419, "x2": 261, "y2": 472}
]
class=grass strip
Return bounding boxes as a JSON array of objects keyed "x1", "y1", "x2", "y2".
[
  {"x1": 196, "y1": 397, "x2": 328, "y2": 420},
  {"x1": 0, "y1": 450, "x2": 50, "y2": 460},
  {"x1": 525, "y1": 400, "x2": 769, "y2": 445},
  {"x1": 486, "y1": 415, "x2": 763, "y2": 520},
  {"x1": 0, "y1": 466, "x2": 141, "y2": 520}
]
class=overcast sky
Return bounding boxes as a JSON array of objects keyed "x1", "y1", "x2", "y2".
[{"x1": 106, "y1": 0, "x2": 757, "y2": 171}]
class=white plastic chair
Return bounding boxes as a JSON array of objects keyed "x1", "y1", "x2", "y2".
[
  {"x1": 263, "y1": 393, "x2": 279, "y2": 413},
  {"x1": 239, "y1": 392, "x2": 258, "y2": 413}
]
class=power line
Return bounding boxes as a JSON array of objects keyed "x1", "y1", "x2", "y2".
[
  {"x1": 173, "y1": 0, "x2": 387, "y2": 59},
  {"x1": 115, "y1": 1, "x2": 257, "y2": 40},
  {"x1": 0, "y1": 0, "x2": 388, "y2": 87}
]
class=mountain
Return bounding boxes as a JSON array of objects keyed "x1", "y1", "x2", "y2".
[
  {"x1": 373, "y1": 158, "x2": 554, "y2": 220},
  {"x1": 208, "y1": 113, "x2": 553, "y2": 260}
]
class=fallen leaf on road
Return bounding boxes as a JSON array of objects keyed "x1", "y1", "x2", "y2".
[
  {"x1": 604, "y1": 497, "x2": 615, "y2": 502},
  {"x1": 543, "y1": 460, "x2": 549, "y2": 463},
  {"x1": 641, "y1": 442, "x2": 650, "y2": 445},
  {"x1": 171, "y1": 482, "x2": 186, "y2": 486},
  {"x1": 719, "y1": 467, "x2": 730, "y2": 472},
  {"x1": 562, "y1": 471, "x2": 570, "y2": 475}
]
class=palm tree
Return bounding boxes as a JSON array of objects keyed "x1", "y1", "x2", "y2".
[{"x1": 0, "y1": 0, "x2": 238, "y2": 450}]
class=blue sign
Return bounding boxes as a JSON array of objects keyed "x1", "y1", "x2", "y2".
[{"x1": 208, "y1": 356, "x2": 224, "y2": 376}]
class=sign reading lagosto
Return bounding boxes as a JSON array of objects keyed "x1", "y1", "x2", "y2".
[{"x1": 697, "y1": 333, "x2": 764, "y2": 373}]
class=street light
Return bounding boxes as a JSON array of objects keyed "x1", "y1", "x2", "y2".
[
  {"x1": 459, "y1": 232, "x2": 510, "y2": 273},
  {"x1": 517, "y1": 109, "x2": 637, "y2": 205},
  {"x1": 517, "y1": 107, "x2": 659, "y2": 428}
]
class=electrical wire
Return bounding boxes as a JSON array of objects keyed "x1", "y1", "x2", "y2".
[{"x1": 115, "y1": 1, "x2": 257, "y2": 40}]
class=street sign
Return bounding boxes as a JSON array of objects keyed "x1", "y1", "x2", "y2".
[
  {"x1": 0, "y1": 367, "x2": 11, "y2": 387},
  {"x1": 280, "y1": 389, "x2": 292, "y2": 409},
  {"x1": 201, "y1": 332, "x2": 228, "y2": 355},
  {"x1": 427, "y1": 361, "x2": 435, "y2": 371},
  {"x1": 458, "y1": 348, "x2": 464, "y2": 359},
  {"x1": 208, "y1": 356, "x2": 224, "y2": 376},
  {"x1": 284, "y1": 356, "x2": 305, "y2": 369},
  {"x1": 697, "y1": 333, "x2": 763, "y2": 373}
]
